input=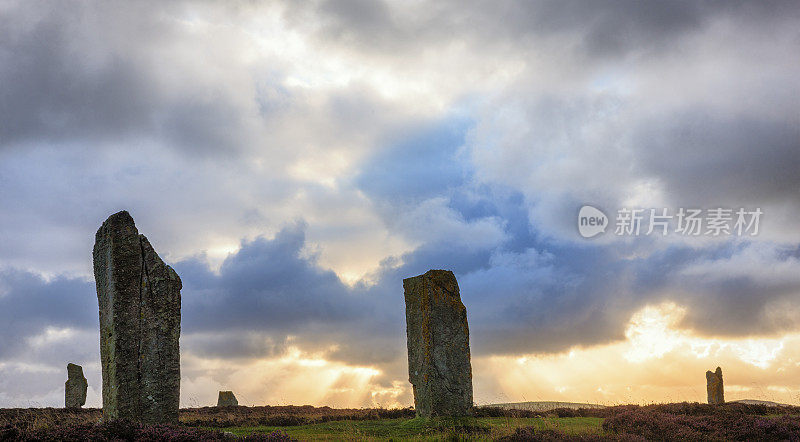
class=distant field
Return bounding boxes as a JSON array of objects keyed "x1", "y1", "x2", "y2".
[
  {"x1": 485, "y1": 401, "x2": 606, "y2": 412},
  {"x1": 730, "y1": 399, "x2": 789, "y2": 407}
]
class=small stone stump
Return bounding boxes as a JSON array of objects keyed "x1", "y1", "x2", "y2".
[
  {"x1": 94, "y1": 210, "x2": 182, "y2": 424},
  {"x1": 403, "y1": 269, "x2": 473, "y2": 417},
  {"x1": 217, "y1": 391, "x2": 238, "y2": 407},
  {"x1": 706, "y1": 366, "x2": 725, "y2": 405},
  {"x1": 65, "y1": 363, "x2": 87, "y2": 408}
]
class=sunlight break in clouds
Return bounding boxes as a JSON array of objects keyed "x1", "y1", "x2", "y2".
[
  {"x1": 180, "y1": 345, "x2": 401, "y2": 409},
  {"x1": 1, "y1": 1, "x2": 799, "y2": 409},
  {"x1": 177, "y1": 303, "x2": 796, "y2": 409},
  {"x1": 475, "y1": 303, "x2": 798, "y2": 406}
]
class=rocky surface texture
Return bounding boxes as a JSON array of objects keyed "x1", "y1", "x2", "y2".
[
  {"x1": 217, "y1": 391, "x2": 238, "y2": 407},
  {"x1": 404, "y1": 269, "x2": 473, "y2": 417},
  {"x1": 64, "y1": 363, "x2": 87, "y2": 409},
  {"x1": 707, "y1": 366, "x2": 725, "y2": 405},
  {"x1": 94, "y1": 210, "x2": 181, "y2": 424}
]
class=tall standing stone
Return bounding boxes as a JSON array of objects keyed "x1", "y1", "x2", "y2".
[
  {"x1": 94, "y1": 211, "x2": 181, "y2": 424},
  {"x1": 706, "y1": 366, "x2": 725, "y2": 405},
  {"x1": 65, "y1": 363, "x2": 88, "y2": 409},
  {"x1": 403, "y1": 269, "x2": 473, "y2": 417},
  {"x1": 217, "y1": 391, "x2": 238, "y2": 407}
]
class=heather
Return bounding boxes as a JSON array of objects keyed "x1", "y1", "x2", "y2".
[
  {"x1": 178, "y1": 405, "x2": 415, "y2": 428},
  {"x1": 0, "y1": 406, "x2": 413, "y2": 431},
  {"x1": 602, "y1": 407, "x2": 800, "y2": 441},
  {"x1": 0, "y1": 418, "x2": 292, "y2": 441},
  {"x1": 499, "y1": 427, "x2": 645, "y2": 441}
]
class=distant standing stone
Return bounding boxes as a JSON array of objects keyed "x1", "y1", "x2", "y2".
[
  {"x1": 706, "y1": 366, "x2": 725, "y2": 405},
  {"x1": 65, "y1": 363, "x2": 87, "y2": 409},
  {"x1": 94, "y1": 211, "x2": 182, "y2": 424},
  {"x1": 217, "y1": 391, "x2": 238, "y2": 407},
  {"x1": 404, "y1": 269, "x2": 473, "y2": 417}
]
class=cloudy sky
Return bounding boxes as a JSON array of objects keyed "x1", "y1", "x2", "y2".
[{"x1": 1, "y1": 0, "x2": 800, "y2": 408}]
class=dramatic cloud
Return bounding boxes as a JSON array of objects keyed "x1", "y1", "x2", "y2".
[
  {"x1": 1, "y1": 0, "x2": 799, "y2": 407},
  {"x1": 0, "y1": 269, "x2": 95, "y2": 359},
  {"x1": 178, "y1": 223, "x2": 359, "y2": 334}
]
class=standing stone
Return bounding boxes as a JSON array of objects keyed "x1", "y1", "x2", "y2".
[
  {"x1": 65, "y1": 363, "x2": 88, "y2": 409},
  {"x1": 217, "y1": 391, "x2": 238, "y2": 407},
  {"x1": 403, "y1": 269, "x2": 473, "y2": 417},
  {"x1": 706, "y1": 366, "x2": 725, "y2": 405},
  {"x1": 94, "y1": 211, "x2": 181, "y2": 424}
]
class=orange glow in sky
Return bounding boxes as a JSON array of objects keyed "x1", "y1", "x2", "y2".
[{"x1": 169, "y1": 303, "x2": 800, "y2": 409}]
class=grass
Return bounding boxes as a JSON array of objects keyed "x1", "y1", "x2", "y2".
[{"x1": 217, "y1": 416, "x2": 604, "y2": 440}]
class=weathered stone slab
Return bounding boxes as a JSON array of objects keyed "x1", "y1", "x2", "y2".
[
  {"x1": 94, "y1": 210, "x2": 181, "y2": 424},
  {"x1": 217, "y1": 391, "x2": 238, "y2": 407},
  {"x1": 65, "y1": 363, "x2": 87, "y2": 409},
  {"x1": 706, "y1": 366, "x2": 724, "y2": 405},
  {"x1": 403, "y1": 269, "x2": 473, "y2": 417}
]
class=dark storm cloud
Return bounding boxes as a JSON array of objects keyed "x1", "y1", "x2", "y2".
[
  {"x1": 662, "y1": 243, "x2": 800, "y2": 337},
  {"x1": 0, "y1": 269, "x2": 95, "y2": 358},
  {"x1": 174, "y1": 222, "x2": 408, "y2": 364},
  {"x1": 0, "y1": 1, "x2": 263, "y2": 154},
  {"x1": 0, "y1": 2, "x2": 154, "y2": 145},
  {"x1": 182, "y1": 333, "x2": 291, "y2": 361},
  {"x1": 284, "y1": 0, "x2": 800, "y2": 60},
  {"x1": 460, "y1": 0, "x2": 800, "y2": 59},
  {"x1": 633, "y1": 111, "x2": 800, "y2": 206},
  {"x1": 177, "y1": 223, "x2": 359, "y2": 333}
]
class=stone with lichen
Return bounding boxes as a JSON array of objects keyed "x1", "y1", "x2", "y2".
[
  {"x1": 65, "y1": 363, "x2": 87, "y2": 409},
  {"x1": 706, "y1": 366, "x2": 724, "y2": 405},
  {"x1": 404, "y1": 269, "x2": 473, "y2": 417},
  {"x1": 94, "y1": 210, "x2": 181, "y2": 424}
]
